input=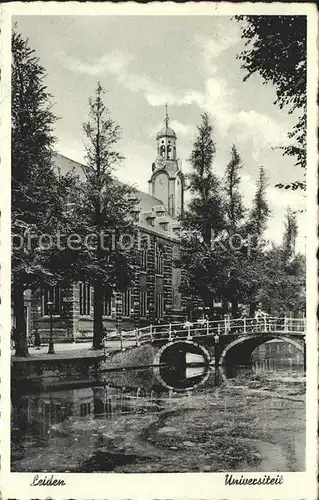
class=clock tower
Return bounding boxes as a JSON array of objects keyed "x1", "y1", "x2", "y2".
[{"x1": 149, "y1": 106, "x2": 184, "y2": 219}]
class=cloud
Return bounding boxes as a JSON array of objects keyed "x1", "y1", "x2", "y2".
[
  {"x1": 195, "y1": 23, "x2": 241, "y2": 75},
  {"x1": 61, "y1": 49, "x2": 178, "y2": 107},
  {"x1": 66, "y1": 50, "x2": 132, "y2": 76},
  {"x1": 62, "y1": 44, "x2": 289, "y2": 155}
]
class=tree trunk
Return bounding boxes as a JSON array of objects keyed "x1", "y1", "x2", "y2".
[
  {"x1": 222, "y1": 298, "x2": 229, "y2": 315},
  {"x1": 231, "y1": 298, "x2": 239, "y2": 318},
  {"x1": 13, "y1": 279, "x2": 29, "y2": 357},
  {"x1": 249, "y1": 302, "x2": 257, "y2": 316},
  {"x1": 92, "y1": 280, "x2": 103, "y2": 349}
]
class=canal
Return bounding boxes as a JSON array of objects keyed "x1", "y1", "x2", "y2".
[{"x1": 11, "y1": 348, "x2": 305, "y2": 473}]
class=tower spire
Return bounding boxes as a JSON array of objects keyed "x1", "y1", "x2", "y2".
[{"x1": 165, "y1": 104, "x2": 169, "y2": 128}]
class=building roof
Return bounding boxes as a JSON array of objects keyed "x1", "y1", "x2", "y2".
[
  {"x1": 53, "y1": 153, "x2": 180, "y2": 241},
  {"x1": 156, "y1": 126, "x2": 177, "y2": 140}
]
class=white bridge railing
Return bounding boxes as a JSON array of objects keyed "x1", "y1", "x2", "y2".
[{"x1": 106, "y1": 316, "x2": 306, "y2": 346}]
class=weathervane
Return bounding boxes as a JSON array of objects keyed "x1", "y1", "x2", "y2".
[{"x1": 165, "y1": 104, "x2": 169, "y2": 127}]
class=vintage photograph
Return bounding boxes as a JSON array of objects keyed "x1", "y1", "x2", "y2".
[{"x1": 5, "y1": 5, "x2": 316, "y2": 492}]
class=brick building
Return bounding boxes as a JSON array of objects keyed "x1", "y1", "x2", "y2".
[{"x1": 30, "y1": 113, "x2": 192, "y2": 342}]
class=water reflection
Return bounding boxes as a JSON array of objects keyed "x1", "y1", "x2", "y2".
[
  {"x1": 154, "y1": 364, "x2": 211, "y2": 391},
  {"x1": 11, "y1": 354, "x2": 305, "y2": 473}
]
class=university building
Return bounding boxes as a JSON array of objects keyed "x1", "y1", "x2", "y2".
[{"x1": 29, "y1": 114, "x2": 193, "y2": 342}]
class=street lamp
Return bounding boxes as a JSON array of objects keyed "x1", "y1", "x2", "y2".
[{"x1": 47, "y1": 301, "x2": 55, "y2": 354}]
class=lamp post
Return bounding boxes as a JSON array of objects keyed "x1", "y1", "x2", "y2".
[
  {"x1": 214, "y1": 333, "x2": 220, "y2": 368},
  {"x1": 47, "y1": 301, "x2": 55, "y2": 354}
]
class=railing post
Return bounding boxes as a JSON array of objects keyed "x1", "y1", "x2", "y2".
[
  {"x1": 263, "y1": 315, "x2": 267, "y2": 333},
  {"x1": 187, "y1": 323, "x2": 191, "y2": 340},
  {"x1": 150, "y1": 324, "x2": 153, "y2": 341},
  {"x1": 135, "y1": 328, "x2": 140, "y2": 347},
  {"x1": 243, "y1": 317, "x2": 246, "y2": 334},
  {"x1": 218, "y1": 324, "x2": 221, "y2": 335},
  {"x1": 206, "y1": 319, "x2": 209, "y2": 336},
  {"x1": 169, "y1": 323, "x2": 172, "y2": 341},
  {"x1": 224, "y1": 317, "x2": 227, "y2": 334},
  {"x1": 283, "y1": 316, "x2": 288, "y2": 333},
  {"x1": 120, "y1": 329, "x2": 124, "y2": 351}
]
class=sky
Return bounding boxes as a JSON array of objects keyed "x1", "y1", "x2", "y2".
[{"x1": 14, "y1": 15, "x2": 306, "y2": 251}]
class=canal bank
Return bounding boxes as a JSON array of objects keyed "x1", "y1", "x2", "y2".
[{"x1": 11, "y1": 342, "x2": 153, "y2": 388}]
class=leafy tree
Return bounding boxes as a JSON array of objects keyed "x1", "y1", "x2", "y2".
[
  {"x1": 236, "y1": 15, "x2": 307, "y2": 189},
  {"x1": 224, "y1": 144, "x2": 246, "y2": 230},
  {"x1": 282, "y1": 206, "x2": 298, "y2": 260},
  {"x1": 77, "y1": 82, "x2": 138, "y2": 349},
  {"x1": 180, "y1": 113, "x2": 226, "y2": 312},
  {"x1": 183, "y1": 112, "x2": 225, "y2": 244},
  {"x1": 11, "y1": 30, "x2": 75, "y2": 356},
  {"x1": 220, "y1": 145, "x2": 246, "y2": 316},
  {"x1": 247, "y1": 166, "x2": 270, "y2": 238}
]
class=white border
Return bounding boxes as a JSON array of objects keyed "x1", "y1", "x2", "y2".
[{"x1": 1, "y1": 2, "x2": 318, "y2": 499}]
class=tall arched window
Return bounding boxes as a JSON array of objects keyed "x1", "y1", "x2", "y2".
[
  {"x1": 155, "y1": 244, "x2": 164, "y2": 275},
  {"x1": 122, "y1": 289, "x2": 132, "y2": 317},
  {"x1": 140, "y1": 240, "x2": 148, "y2": 270},
  {"x1": 79, "y1": 282, "x2": 91, "y2": 316},
  {"x1": 160, "y1": 145, "x2": 165, "y2": 157},
  {"x1": 167, "y1": 145, "x2": 172, "y2": 158},
  {"x1": 42, "y1": 285, "x2": 62, "y2": 315}
]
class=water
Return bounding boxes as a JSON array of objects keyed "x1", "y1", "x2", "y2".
[{"x1": 11, "y1": 358, "x2": 305, "y2": 473}]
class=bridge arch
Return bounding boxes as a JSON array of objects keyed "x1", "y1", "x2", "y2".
[
  {"x1": 153, "y1": 339, "x2": 211, "y2": 367},
  {"x1": 153, "y1": 364, "x2": 211, "y2": 392},
  {"x1": 219, "y1": 335, "x2": 304, "y2": 367}
]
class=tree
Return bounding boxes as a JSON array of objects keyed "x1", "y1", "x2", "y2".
[
  {"x1": 236, "y1": 16, "x2": 307, "y2": 189},
  {"x1": 224, "y1": 144, "x2": 246, "y2": 230},
  {"x1": 11, "y1": 30, "x2": 74, "y2": 356},
  {"x1": 184, "y1": 112, "x2": 225, "y2": 244},
  {"x1": 282, "y1": 206, "x2": 298, "y2": 261},
  {"x1": 78, "y1": 82, "x2": 138, "y2": 349},
  {"x1": 247, "y1": 166, "x2": 270, "y2": 238},
  {"x1": 180, "y1": 113, "x2": 226, "y2": 313},
  {"x1": 221, "y1": 145, "x2": 246, "y2": 315}
]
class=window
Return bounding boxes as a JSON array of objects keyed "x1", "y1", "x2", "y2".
[
  {"x1": 103, "y1": 293, "x2": 112, "y2": 316},
  {"x1": 122, "y1": 289, "x2": 132, "y2": 317},
  {"x1": 79, "y1": 282, "x2": 91, "y2": 316},
  {"x1": 80, "y1": 402, "x2": 91, "y2": 417},
  {"x1": 155, "y1": 293, "x2": 164, "y2": 319},
  {"x1": 160, "y1": 145, "x2": 165, "y2": 157},
  {"x1": 140, "y1": 290, "x2": 148, "y2": 317},
  {"x1": 155, "y1": 245, "x2": 164, "y2": 275},
  {"x1": 42, "y1": 286, "x2": 62, "y2": 315},
  {"x1": 140, "y1": 245, "x2": 148, "y2": 270}
]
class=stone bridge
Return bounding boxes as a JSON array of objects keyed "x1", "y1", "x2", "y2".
[{"x1": 106, "y1": 316, "x2": 306, "y2": 370}]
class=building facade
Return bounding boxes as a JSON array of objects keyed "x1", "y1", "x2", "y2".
[{"x1": 31, "y1": 113, "x2": 190, "y2": 342}]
